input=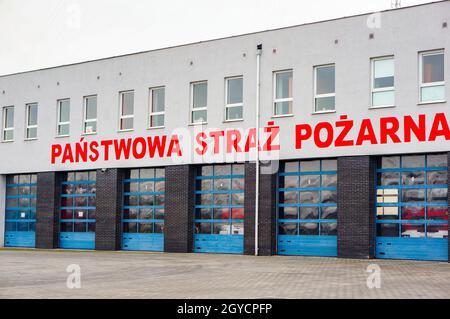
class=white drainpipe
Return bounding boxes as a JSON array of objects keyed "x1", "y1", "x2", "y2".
[{"x1": 255, "y1": 44, "x2": 262, "y2": 256}]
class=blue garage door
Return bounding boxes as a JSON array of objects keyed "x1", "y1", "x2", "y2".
[
  {"x1": 60, "y1": 171, "x2": 96, "y2": 249},
  {"x1": 376, "y1": 154, "x2": 448, "y2": 261},
  {"x1": 122, "y1": 168, "x2": 165, "y2": 251},
  {"x1": 4, "y1": 174, "x2": 37, "y2": 247},
  {"x1": 278, "y1": 159, "x2": 338, "y2": 256},
  {"x1": 194, "y1": 164, "x2": 244, "y2": 254}
]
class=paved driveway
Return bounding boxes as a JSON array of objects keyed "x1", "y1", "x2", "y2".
[{"x1": 0, "y1": 249, "x2": 449, "y2": 299}]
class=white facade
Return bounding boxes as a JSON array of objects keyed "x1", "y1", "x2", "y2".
[{"x1": 0, "y1": 1, "x2": 449, "y2": 174}]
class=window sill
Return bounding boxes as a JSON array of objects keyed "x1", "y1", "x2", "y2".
[
  {"x1": 24, "y1": 138, "x2": 37, "y2": 141},
  {"x1": 312, "y1": 110, "x2": 336, "y2": 115},
  {"x1": 81, "y1": 132, "x2": 97, "y2": 136},
  {"x1": 117, "y1": 129, "x2": 134, "y2": 133},
  {"x1": 56, "y1": 135, "x2": 70, "y2": 138},
  {"x1": 223, "y1": 119, "x2": 244, "y2": 123},
  {"x1": 369, "y1": 105, "x2": 396, "y2": 110},
  {"x1": 189, "y1": 122, "x2": 208, "y2": 126},
  {"x1": 1, "y1": 139, "x2": 14, "y2": 143},
  {"x1": 271, "y1": 114, "x2": 294, "y2": 119},
  {"x1": 147, "y1": 126, "x2": 165, "y2": 130},
  {"x1": 418, "y1": 100, "x2": 446, "y2": 106}
]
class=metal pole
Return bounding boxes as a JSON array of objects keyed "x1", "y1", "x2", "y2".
[{"x1": 255, "y1": 44, "x2": 262, "y2": 256}]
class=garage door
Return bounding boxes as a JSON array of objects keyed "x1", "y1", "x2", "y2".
[
  {"x1": 122, "y1": 168, "x2": 165, "y2": 251},
  {"x1": 4, "y1": 174, "x2": 37, "y2": 247},
  {"x1": 277, "y1": 159, "x2": 337, "y2": 256},
  {"x1": 59, "y1": 171, "x2": 96, "y2": 249},
  {"x1": 193, "y1": 164, "x2": 244, "y2": 254},
  {"x1": 376, "y1": 154, "x2": 448, "y2": 261}
]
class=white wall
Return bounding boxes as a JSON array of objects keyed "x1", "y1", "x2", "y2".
[
  {"x1": 0, "y1": 175, "x2": 5, "y2": 247},
  {"x1": 0, "y1": 1, "x2": 449, "y2": 174}
]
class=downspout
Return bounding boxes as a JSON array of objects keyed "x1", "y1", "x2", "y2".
[{"x1": 255, "y1": 44, "x2": 262, "y2": 256}]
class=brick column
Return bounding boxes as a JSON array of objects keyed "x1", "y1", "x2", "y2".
[
  {"x1": 36, "y1": 172, "x2": 62, "y2": 249},
  {"x1": 164, "y1": 165, "x2": 195, "y2": 253},
  {"x1": 337, "y1": 156, "x2": 376, "y2": 259},
  {"x1": 244, "y1": 161, "x2": 278, "y2": 256},
  {"x1": 447, "y1": 152, "x2": 450, "y2": 263},
  {"x1": 0, "y1": 175, "x2": 5, "y2": 247},
  {"x1": 95, "y1": 168, "x2": 124, "y2": 250}
]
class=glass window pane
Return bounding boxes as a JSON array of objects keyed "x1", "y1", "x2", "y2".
[
  {"x1": 427, "y1": 224, "x2": 448, "y2": 238},
  {"x1": 195, "y1": 222, "x2": 211, "y2": 234},
  {"x1": 321, "y1": 190, "x2": 337, "y2": 204},
  {"x1": 215, "y1": 165, "x2": 231, "y2": 175},
  {"x1": 231, "y1": 193, "x2": 244, "y2": 205},
  {"x1": 58, "y1": 124, "x2": 70, "y2": 136},
  {"x1": 372, "y1": 91, "x2": 395, "y2": 107},
  {"x1": 231, "y1": 208, "x2": 244, "y2": 219},
  {"x1": 123, "y1": 222, "x2": 137, "y2": 233},
  {"x1": 231, "y1": 222, "x2": 243, "y2": 235},
  {"x1": 300, "y1": 160, "x2": 320, "y2": 172},
  {"x1": 193, "y1": 82, "x2": 207, "y2": 108},
  {"x1": 427, "y1": 171, "x2": 447, "y2": 185},
  {"x1": 373, "y1": 58, "x2": 394, "y2": 88},
  {"x1": 402, "y1": 205, "x2": 425, "y2": 220},
  {"x1": 401, "y1": 224, "x2": 425, "y2": 238},
  {"x1": 402, "y1": 171, "x2": 425, "y2": 185},
  {"x1": 274, "y1": 101, "x2": 292, "y2": 115},
  {"x1": 321, "y1": 206, "x2": 337, "y2": 219},
  {"x1": 380, "y1": 172, "x2": 400, "y2": 186},
  {"x1": 140, "y1": 209, "x2": 152, "y2": 219},
  {"x1": 214, "y1": 194, "x2": 229, "y2": 206},
  {"x1": 422, "y1": 53, "x2": 444, "y2": 83},
  {"x1": 232, "y1": 164, "x2": 244, "y2": 175},
  {"x1": 382, "y1": 156, "x2": 400, "y2": 168},
  {"x1": 152, "y1": 88, "x2": 165, "y2": 112},
  {"x1": 227, "y1": 78, "x2": 243, "y2": 104},
  {"x1": 284, "y1": 162, "x2": 298, "y2": 172},
  {"x1": 279, "y1": 222, "x2": 297, "y2": 235},
  {"x1": 279, "y1": 206, "x2": 297, "y2": 219},
  {"x1": 226, "y1": 105, "x2": 243, "y2": 120},
  {"x1": 315, "y1": 96, "x2": 335, "y2": 111},
  {"x1": 59, "y1": 100, "x2": 70, "y2": 122},
  {"x1": 27, "y1": 127, "x2": 37, "y2": 139},
  {"x1": 299, "y1": 191, "x2": 319, "y2": 203},
  {"x1": 427, "y1": 154, "x2": 447, "y2": 167},
  {"x1": 377, "y1": 223, "x2": 399, "y2": 237},
  {"x1": 427, "y1": 206, "x2": 448, "y2": 220},
  {"x1": 154, "y1": 222, "x2": 163, "y2": 233},
  {"x1": 376, "y1": 206, "x2": 399, "y2": 220},
  {"x1": 60, "y1": 222, "x2": 73, "y2": 232},
  {"x1": 421, "y1": 85, "x2": 445, "y2": 102},
  {"x1": 84, "y1": 121, "x2": 96, "y2": 134},
  {"x1": 121, "y1": 91, "x2": 134, "y2": 116},
  {"x1": 214, "y1": 208, "x2": 230, "y2": 219},
  {"x1": 299, "y1": 207, "x2": 318, "y2": 219},
  {"x1": 316, "y1": 66, "x2": 335, "y2": 94},
  {"x1": 276, "y1": 71, "x2": 293, "y2": 99},
  {"x1": 120, "y1": 118, "x2": 133, "y2": 130},
  {"x1": 300, "y1": 175, "x2": 320, "y2": 188},
  {"x1": 402, "y1": 155, "x2": 425, "y2": 168},
  {"x1": 201, "y1": 166, "x2": 213, "y2": 176},
  {"x1": 140, "y1": 169, "x2": 155, "y2": 179},
  {"x1": 299, "y1": 223, "x2": 319, "y2": 235},
  {"x1": 150, "y1": 114, "x2": 164, "y2": 127},
  {"x1": 322, "y1": 160, "x2": 337, "y2": 171},
  {"x1": 154, "y1": 209, "x2": 164, "y2": 220},
  {"x1": 213, "y1": 222, "x2": 230, "y2": 235},
  {"x1": 282, "y1": 191, "x2": 298, "y2": 204},
  {"x1": 4, "y1": 130, "x2": 13, "y2": 141},
  {"x1": 5, "y1": 107, "x2": 14, "y2": 127},
  {"x1": 85, "y1": 96, "x2": 97, "y2": 120},
  {"x1": 192, "y1": 110, "x2": 207, "y2": 123},
  {"x1": 427, "y1": 188, "x2": 447, "y2": 202},
  {"x1": 139, "y1": 222, "x2": 153, "y2": 233},
  {"x1": 214, "y1": 179, "x2": 231, "y2": 190},
  {"x1": 320, "y1": 222, "x2": 337, "y2": 236},
  {"x1": 27, "y1": 104, "x2": 38, "y2": 125},
  {"x1": 283, "y1": 176, "x2": 298, "y2": 188},
  {"x1": 402, "y1": 189, "x2": 425, "y2": 202},
  {"x1": 231, "y1": 178, "x2": 244, "y2": 190},
  {"x1": 196, "y1": 208, "x2": 212, "y2": 219},
  {"x1": 74, "y1": 222, "x2": 86, "y2": 232}
]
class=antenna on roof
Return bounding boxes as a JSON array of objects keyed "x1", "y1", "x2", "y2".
[{"x1": 391, "y1": 0, "x2": 401, "y2": 9}]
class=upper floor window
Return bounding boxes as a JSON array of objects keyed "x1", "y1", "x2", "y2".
[
  {"x1": 314, "y1": 64, "x2": 335, "y2": 112},
  {"x1": 84, "y1": 95, "x2": 97, "y2": 134},
  {"x1": 225, "y1": 76, "x2": 243, "y2": 121},
  {"x1": 2, "y1": 106, "x2": 14, "y2": 142},
  {"x1": 25, "y1": 103, "x2": 38, "y2": 140},
  {"x1": 149, "y1": 87, "x2": 165, "y2": 128},
  {"x1": 57, "y1": 99, "x2": 70, "y2": 136},
  {"x1": 420, "y1": 50, "x2": 445, "y2": 103},
  {"x1": 191, "y1": 81, "x2": 207, "y2": 124},
  {"x1": 119, "y1": 90, "x2": 134, "y2": 130},
  {"x1": 273, "y1": 70, "x2": 293, "y2": 116},
  {"x1": 371, "y1": 57, "x2": 395, "y2": 107}
]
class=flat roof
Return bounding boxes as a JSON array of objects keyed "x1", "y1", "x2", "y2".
[{"x1": 0, "y1": 0, "x2": 445, "y2": 78}]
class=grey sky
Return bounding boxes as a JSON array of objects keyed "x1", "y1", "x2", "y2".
[{"x1": 0, "y1": 0, "x2": 436, "y2": 76}]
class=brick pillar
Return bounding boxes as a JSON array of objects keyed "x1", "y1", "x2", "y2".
[
  {"x1": 36, "y1": 172, "x2": 62, "y2": 249},
  {"x1": 95, "y1": 168, "x2": 124, "y2": 250},
  {"x1": 164, "y1": 165, "x2": 195, "y2": 253},
  {"x1": 0, "y1": 175, "x2": 5, "y2": 247},
  {"x1": 244, "y1": 161, "x2": 278, "y2": 256},
  {"x1": 337, "y1": 156, "x2": 376, "y2": 259},
  {"x1": 447, "y1": 152, "x2": 450, "y2": 263}
]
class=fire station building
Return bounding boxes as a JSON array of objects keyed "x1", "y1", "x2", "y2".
[{"x1": 0, "y1": 2, "x2": 449, "y2": 261}]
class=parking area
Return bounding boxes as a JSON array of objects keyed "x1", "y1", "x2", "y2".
[{"x1": 0, "y1": 249, "x2": 449, "y2": 299}]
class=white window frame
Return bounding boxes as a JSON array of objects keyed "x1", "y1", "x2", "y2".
[
  {"x1": 224, "y1": 76, "x2": 244, "y2": 122},
  {"x1": 371, "y1": 56, "x2": 395, "y2": 108},
  {"x1": 190, "y1": 81, "x2": 208, "y2": 124},
  {"x1": 83, "y1": 95, "x2": 97, "y2": 134},
  {"x1": 314, "y1": 64, "x2": 336, "y2": 113},
  {"x1": 119, "y1": 90, "x2": 134, "y2": 131},
  {"x1": 25, "y1": 103, "x2": 38, "y2": 140},
  {"x1": 56, "y1": 98, "x2": 70, "y2": 137},
  {"x1": 273, "y1": 70, "x2": 293, "y2": 117},
  {"x1": 2, "y1": 106, "x2": 14, "y2": 142},
  {"x1": 419, "y1": 49, "x2": 445, "y2": 103},
  {"x1": 149, "y1": 86, "x2": 165, "y2": 129}
]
